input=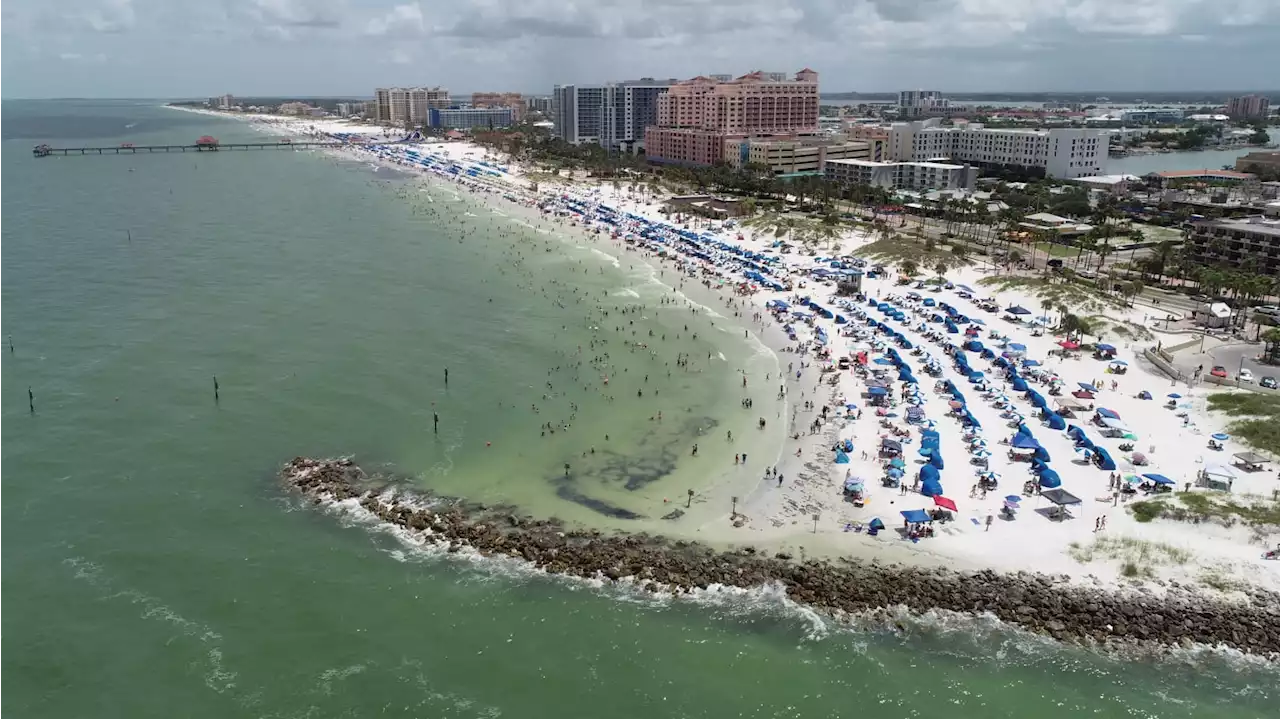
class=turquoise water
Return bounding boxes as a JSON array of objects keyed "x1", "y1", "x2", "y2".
[{"x1": 2, "y1": 101, "x2": 1275, "y2": 718}]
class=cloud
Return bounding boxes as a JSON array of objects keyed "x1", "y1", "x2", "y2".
[
  {"x1": 2, "y1": 0, "x2": 1279, "y2": 98},
  {"x1": 364, "y1": 3, "x2": 424, "y2": 37}
]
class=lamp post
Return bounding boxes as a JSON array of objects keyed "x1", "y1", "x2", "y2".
[
  {"x1": 731, "y1": 496, "x2": 738, "y2": 519},
  {"x1": 686, "y1": 489, "x2": 694, "y2": 508}
]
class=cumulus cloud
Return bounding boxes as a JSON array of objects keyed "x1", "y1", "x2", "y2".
[{"x1": 1, "y1": 0, "x2": 1278, "y2": 97}]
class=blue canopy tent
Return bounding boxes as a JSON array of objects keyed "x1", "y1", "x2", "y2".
[
  {"x1": 945, "y1": 320, "x2": 959, "y2": 334},
  {"x1": 1143, "y1": 473, "x2": 1175, "y2": 486},
  {"x1": 1077, "y1": 382, "x2": 1098, "y2": 393},
  {"x1": 919, "y1": 464, "x2": 943, "y2": 496},
  {"x1": 929, "y1": 449, "x2": 945, "y2": 470},
  {"x1": 1028, "y1": 391, "x2": 1048, "y2": 409},
  {"x1": 1096, "y1": 343, "x2": 1116, "y2": 353},
  {"x1": 868, "y1": 517, "x2": 886, "y2": 531},
  {"x1": 1039, "y1": 469, "x2": 1062, "y2": 489},
  {"x1": 1094, "y1": 447, "x2": 1116, "y2": 471},
  {"x1": 835, "y1": 450, "x2": 851, "y2": 464},
  {"x1": 1011, "y1": 377, "x2": 1029, "y2": 392},
  {"x1": 869, "y1": 387, "x2": 888, "y2": 396},
  {"x1": 1006, "y1": 306, "x2": 1031, "y2": 315},
  {"x1": 921, "y1": 430, "x2": 940, "y2": 450},
  {"x1": 901, "y1": 509, "x2": 932, "y2": 523},
  {"x1": 1096, "y1": 407, "x2": 1120, "y2": 421},
  {"x1": 1045, "y1": 412, "x2": 1067, "y2": 430},
  {"x1": 1012, "y1": 433, "x2": 1040, "y2": 450}
]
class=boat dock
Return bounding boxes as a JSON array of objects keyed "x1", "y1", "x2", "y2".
[{"x1": 33, "y1": 136, "x2": 348, "y2": 157}]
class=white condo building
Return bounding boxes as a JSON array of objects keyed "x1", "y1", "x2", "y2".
[
  {"x1": 887, "y1": 119, "x2": 1108, "y2": 179},
  {"x1": 552, "y1": 79, "x2": 674, "y2": 151}
]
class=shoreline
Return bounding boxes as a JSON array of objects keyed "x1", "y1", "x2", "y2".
[
  {"x1": 283, "y1": 456, "x2": 1280, "y2": 658},
  {"x1": 185, "y1": 107, "x2": 1280, "y2": 598}
]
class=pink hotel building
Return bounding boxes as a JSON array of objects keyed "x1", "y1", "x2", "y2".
[{"x1": 644, "y1": 69, "x2": 821, "y2": 166}]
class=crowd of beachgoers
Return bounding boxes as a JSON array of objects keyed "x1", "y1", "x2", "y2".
[{"x1": 179, "y1": 108, "x2": 1280, "y2": 598}]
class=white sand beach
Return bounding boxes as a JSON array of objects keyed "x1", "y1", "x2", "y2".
[{"x1": 183, "y1": 107, "x2": 1280, "y2": 597}]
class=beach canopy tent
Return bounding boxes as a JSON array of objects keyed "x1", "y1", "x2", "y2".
[
  {"x1": 1041, "y1": 489, "x2": 1082, "y2": 506},
  {"x1": 1039, "y1": 469, "x2": 1062, "y2": 489},
  {"x1": 901, "y1": 509, "x2": 932, "y2": 523},
  {"x1": 1011, "y1": 434, "x2": 1042, "y2": 450},
  {"x1": 1233, "y1": 451, "x2": 1269, "y2": 470},
  {"x1": 1095, "y1": 344, "x2": 1116, "y2": 353},
  {"x1": 1095, "y1": 408, "x2": 1120, "y2": 420},
  {"x1": 1093, "y1": 447, "x2": 1117, "y2": 470},
  {"x1": 1142, "y1": 473, "x2": 1175, "y2": 486},
  {"x1": 1055, "y1": 397, "x2": 1087, "y2": 413},
  {"x1": 933, "y1": 495, "x2": 958, "y2": 512},
  {"x1": 868, "y1": 387, "x2": 888, "y2": 396},
  {"x1": 1006, "y1": 306, "x2": 1031, "y2": 315},
  {"x1": 1078, "y1": 383, "x2": 1099, "y2": 393},
  {"x1": 1011, "y1": 377, "x2": 1029, "y2": 392},
  {"x1": 1099, "y1": 416, "x2": 1130, "y2": 431},
  {"x1": 835, "y1": 450, "x2": 850, "y2": 464},
  {"x1": 1200, "y1": 462, "x2": 1237, "y2": 490},
  {"x1": 929, "y1": 449, "x2": 945, "y2": 470},
  {"x1": 868, "y1": 517, "x2": 886, "y2": 531},
  {"x1": 1045, "y1": 412, "x2": 1067, "y2": 430},
  {"x1": 881, "y1": 438, "x2": 903, "y2": 453}
]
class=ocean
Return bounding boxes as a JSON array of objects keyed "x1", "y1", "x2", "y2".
[{"x1": 2, "y1": 100, "x2": 1275, "y2": 718}]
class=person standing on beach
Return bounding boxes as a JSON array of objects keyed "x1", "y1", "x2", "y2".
[{"x1": 985, "y1": 514, "x2": 993, "y2": 532}]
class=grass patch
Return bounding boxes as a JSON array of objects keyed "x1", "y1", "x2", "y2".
[
  {"x1": 1068, "y1": 535, "x2": 1193, "y2": 565},
  {"x1": 1035, "y1": 242, "x2": 1081, "y2": 258},
  {"x1": 1206, "y1": 393, "x2": 1280, "y2": 457},
  {"x1": 859, "y1": 234, "x2": 973, "y2": 273},
  {"x1": 1129, "y1": 499, "x2": 1168, "y2": 523},
  {"x1": 1199, "y1": 569, "x2": 1250, "y2": 593},
  {"x1": 976, "y1": 274, "x2": 1120, "y2": 313},
  {"x1": 1128, "y1": 492, "x2": 1280, "y2": 528}
]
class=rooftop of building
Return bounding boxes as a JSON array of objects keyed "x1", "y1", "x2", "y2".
[
  {"x1": 1193, "y1": 216, "x2": 1280, "y2": 237},
  {"x1": 1074, "y1": 174, "x2": 1141, "y2": 185},
  {"x1": 1156, "y1": 169, "x2": 1256, "y2": 180}
]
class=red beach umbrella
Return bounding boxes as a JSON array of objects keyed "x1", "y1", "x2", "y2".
[{"x1": 933, "y1": 495, "x2": 958, "y2": 512}]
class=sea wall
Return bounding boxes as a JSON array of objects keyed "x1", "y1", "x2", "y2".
[{"x1": 283, "y1": 457, "x2": 1280, "y2": 657}]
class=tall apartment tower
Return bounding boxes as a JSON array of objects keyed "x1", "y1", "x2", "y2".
[
  {"x1": 372, "y1": 87, "x2": 451, "y2": 125},
  {"x1": 1225, "y1": 94, "x2": 1271, "y2": 121},
  {"x1": 552, "y1": 79, "x2": 673, "y2": 150}
]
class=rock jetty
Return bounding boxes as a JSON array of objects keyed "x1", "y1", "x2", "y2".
[{"x1": 283, "y1": 457, "x2": 1280, "y2": 657}]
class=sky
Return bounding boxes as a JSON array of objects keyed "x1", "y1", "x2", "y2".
[{"x1": 2, "y1": 0, "x2": 1279, "y2": 99}]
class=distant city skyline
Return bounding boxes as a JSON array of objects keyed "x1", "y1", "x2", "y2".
[{"x1": 3, "y1": 0, "x2": 1280, "y2": 99}]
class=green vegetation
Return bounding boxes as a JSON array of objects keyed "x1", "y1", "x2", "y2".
[
  {"x1": 1206, "y1": 393, "x2": 1280, "y2": 457},
  {"x1": 858, "y1": 232, "x2": 973, "y2": 273},
  {"x1": 1068, "y1": 536, "x2": 1192, "y2": 580},
  {"x1": 977, "y1": 275, "x2": 1118, "y2": 313},
  {"x1": 1128, "y1": 491, "x2": 1280, "y2": 528},
  {"x1": 1034, "y1": 242, "x2": 1079, "y2": 258}
]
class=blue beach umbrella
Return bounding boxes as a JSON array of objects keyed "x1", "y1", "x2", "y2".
[
  {"x1": 1211, "y1": 433, "x2": 1230, "y2": 441},
  {"x1": 1168, "y1": 393, "x2": 1182, "y2": 399}
]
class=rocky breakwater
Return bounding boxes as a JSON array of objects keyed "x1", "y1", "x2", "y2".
[{"x1": 284, "y1": 457, "x2": 1280, "y2": 657}]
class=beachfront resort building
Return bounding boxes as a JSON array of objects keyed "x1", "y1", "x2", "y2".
[
  {"x1": 372, "y1": 87, "x2": 451, "y2": 126},
  {"x1": 882, "y1": 119, "x2": 1108, "y2": 179},
  {"x1": 552, "y1": 79, "x2": 675, "y2": 151},
  {"x1": 644, "y1": 69, "x2": 821, "y2": 166},
  {"x1": 1226, "y1": 94, "x2": 1271, "y2": 121},
  {"x1": 1183, "y1": 216, "x2": 1280, "y2": 275},
  {"x1": 825, "y1": 159, "x2": 977, "y2": 192},
  {"x1": 723, "y1": 135, "x2": 871, "y2": 175},
  {"x1": 471, "y1": 93, "x2": 524, "y2": 123},
  {"x1": 428, "y1": 107, "x2": 514, "y2": 130}
]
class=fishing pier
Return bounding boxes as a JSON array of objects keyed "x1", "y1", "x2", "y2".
[{"x1": 33, "y1": 135, "x2": 349, "y2": 157}]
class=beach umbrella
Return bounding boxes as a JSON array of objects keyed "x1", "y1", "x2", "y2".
[
  {"x1": 1006, "y1": 306, "x2": 1031, "y2": 315},
  {"x1": 973, "y1": 449, "x2": 992, "y2": 458},
  {"x1": 868, "y1": 517, "x2": 886, "y2": 531},
  {"x1": 887, "y1": 468, "x2": 904, "y2": 478},
  {"x1": 1004, "y1": 495, "x2": 1021, "y2": 504},
  {"x1": 1211, "y1": 433, "x2": 1230, "y2": 441},
  {"x1": 1167, "y1": 393, "x2": 1182, "y2": 399},
  {"x1": 1078, "y1": 382, "x2": 1099, "y2": 393},
  {"x1": 1110, "y1": 360, "x2": 1128, "y2": 366},
  {"x1": 890, "y1": 458, "x2": 906, "y2": 468},
  {"x1": 933, "y1": 495, "x2": 958, "y2": 512}
]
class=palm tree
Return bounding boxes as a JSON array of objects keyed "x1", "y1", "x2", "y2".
[
  {"x1": 934, "y1": 260, "x2": 948, "y2": 283},
  {"x1": 900, "y1": 259, "x2": 919, "y2": 278},
  {"x1": 1040, "y1": 298, "x2": 1055, "y2": 325}
]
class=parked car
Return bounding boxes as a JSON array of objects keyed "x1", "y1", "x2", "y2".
[
  {"x1": 1210, "y1": 366, "x2": 1228, "y2": 378},
  {"x1": 1254, "y1": 305, "x2": 1280, "y2": 317},
  {"x1": 1238, "y1": 368, "x2": 1255, "y2": 383},
  {"x1": 1261, "y1": 376, "x2": 1277, "y2": 389}
]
